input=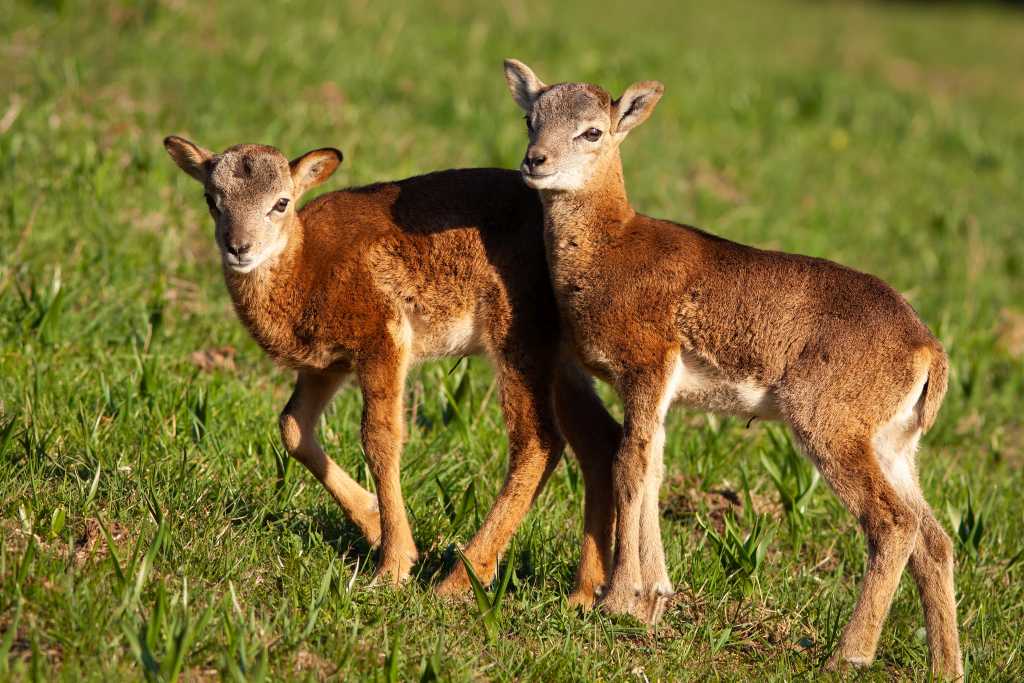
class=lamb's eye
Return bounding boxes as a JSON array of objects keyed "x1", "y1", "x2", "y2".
[
  {"x1": 274, "y1": 198, "x2": 290, "y2": 213},
  {"x1": 204, "y1": 193, "x2": 218, "y2": 214},
  {"x1": 582, "y1": 127, "x2": 602, "y2": 142}
]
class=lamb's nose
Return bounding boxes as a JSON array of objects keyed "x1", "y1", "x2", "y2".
[
  {"x1": 227, "y1": 242, "x2": 252, "y2": 258},
  {"x1": 526, "y1": 153, "x2": 547, "y2": 169}
]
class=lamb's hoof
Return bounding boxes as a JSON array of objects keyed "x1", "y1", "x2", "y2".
[
  {"x1": 369, "y1": 554, "x2": 416, "y2": 588},
  {"x1": 434, "y1": 560, "x2": 495, "y2": 601},
  {"x1": 929, "y1": 656, "x2": 964, "y2": 682},
  {"x1": 368, "y1": 569, "x2": 407, "y2": 588},
  {"x1": 567, "y1": 584, "x2": 602, "y2": 610},
  {"x1": 642, "y1": 585, "x2": 674, "y2": 624},
  {"x1": 824, "y1": 652, "x2": 872, "y2": 673},
  {"x1": 597, "y1": 584, "x2": 648, "y2": 622},
  {"x1": 434, "y1": 569, "x2": 471, "y2": 599}
]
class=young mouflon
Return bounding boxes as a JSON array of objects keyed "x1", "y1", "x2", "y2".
[
  {"x1": 163, "y1": 137, "x2": 621, "y2": 603},
  {"x1": 503, "y1": 60, "x2": 961, "y2": 678}
]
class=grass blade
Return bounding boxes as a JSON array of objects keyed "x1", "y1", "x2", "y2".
[
  {"x1": 0, "y1": 599, "x2": 22, "y2": 673},
  {"x1": 454, "y1": 546, "x2": 496, "y2": 641},
  {"x1": 0, "y1": 412, "x2": 18, "y2": 458}
]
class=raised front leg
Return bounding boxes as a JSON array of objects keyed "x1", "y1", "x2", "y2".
[
  {"x1": 280, "y1": 371, "x2": 382, "y2": 545},
  {"x1": 436, "y1": 358, "x2": 564, "y2": 596},
  {"x1": 551, "y1": 361, "x2": 620, "y2": 609},
  {"x1": 358, "y1": 341, "x2": 418, "y2": 585},
  {"x1": 600, "y1": 354, "x2": 679, "y2": 623}
]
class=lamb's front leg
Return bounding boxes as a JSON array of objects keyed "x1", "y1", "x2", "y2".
[
  {"x1": 358, "y1": 339, "x2": 418, "y2": 585},
  {"x1": 638, "y1": 449, "x2": 673, "y2": 624},
  {"x1": 600, "y1": 354, "x2": 679, "y2": 623}
]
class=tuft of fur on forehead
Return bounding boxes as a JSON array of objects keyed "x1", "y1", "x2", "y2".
[
  {"x1": 537, "y1": 83, "x2": 612, "y2": 116},
  {"x1": 208, "y1": 144, "x2": 290, "y2": 195}
]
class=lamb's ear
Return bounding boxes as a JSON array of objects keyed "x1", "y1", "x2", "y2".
[
  {"x1": 289, "y1": 148, "x2": 343, "y2": 197},
  {"x1": 504, "y1": 58, "x2": 546, "y2": 112},
  {"x1": 612, "y1": 81, "x2": 664, "y2": 135},
  {"x1": 164, "y1": 135, "x2": 213, "y2": 183}
]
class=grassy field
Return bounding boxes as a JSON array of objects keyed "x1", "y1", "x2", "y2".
[{"x1": 2, "y1": 0, "x2": 1024, "y2": 680}]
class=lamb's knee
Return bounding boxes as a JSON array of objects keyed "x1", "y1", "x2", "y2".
[
  {"x1": 933, "y1": 531, "x2": 954, "y2": 567},
  {"x1": 864, "y1": 496, "x2": 919, "y2": 557},
  {"x1": 922, "y1": 520, "x2": 954, "y2": 568}
]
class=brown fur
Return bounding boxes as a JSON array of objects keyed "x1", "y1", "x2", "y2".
[
  {"x1": 920, "y1": 351, "x2": 949, "y2": 432},
  {"x1": 163, "y1": 136, "x2": 619, "y2": 604},
  {"x1": 503, "y1": 60, "x2": 962, "y2": 678}
]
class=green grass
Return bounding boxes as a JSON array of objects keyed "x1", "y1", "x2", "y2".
[{"x1": 2, "y1": 0, "x2": 1023, "y2": 680}]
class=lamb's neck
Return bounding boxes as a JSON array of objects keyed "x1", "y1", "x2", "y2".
[
  {"x1": 540, "y1": 154, "x2": 634, "y2": 263},
  {"x1": 222, "y1": 223, "x2": 304, "y2": 357}
]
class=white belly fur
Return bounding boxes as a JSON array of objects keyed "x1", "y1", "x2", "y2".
[
  {"x1": 667, "y1": 351, "x2": 781, "y2": 420},
  {"x1": 406, "y1": 311, "x2": 483, "y2": 362}
]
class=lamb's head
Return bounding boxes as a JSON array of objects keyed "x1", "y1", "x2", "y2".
[
  {"x1": 503, "y1": 59, "x2": 663, "y2": 192},
  {"x1": 163, "y1": 137, "x2": 342, "y2": 273}
]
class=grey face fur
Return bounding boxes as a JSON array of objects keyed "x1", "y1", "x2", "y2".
[
  {"x1": 204, "y1": 145, "x2": 294, "y2": 273},
  {"x1": 163, "y1": 137, "x2": 342, "y2": 274},
  {"x1": 503, "y1": 59, "x2": 664, "y2": 192}
]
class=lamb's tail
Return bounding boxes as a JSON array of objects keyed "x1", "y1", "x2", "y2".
[{"x1": 917, "y1": 344, "x2": 949, "y2": 433}]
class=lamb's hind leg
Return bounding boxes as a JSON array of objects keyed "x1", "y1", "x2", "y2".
[
  {"x1": 435, "y1": 358, "x2": 563, "y2": 595},
  {"x1": 909, "y1": 504, "x2": 963, "y2": 679},
  {"x1": 280, "y1": 371, "x2": 382, "y2": 546},
  {"x1": 804, "y1": 434, "x2": 920, "y2": 671},
  {"x1": 862, "y1": 408, "x2": 960, "y2": 678},
  {"x1": 552, "y1": 361, "x2": 619, "y2": 609}
]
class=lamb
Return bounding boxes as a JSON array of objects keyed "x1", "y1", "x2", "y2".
[
  {"x1": 502, "y1": 60, "x2": 961, "y2": 678},
  {"x1": 163, "y1": 137, "x2": 620, "y2": 603}
]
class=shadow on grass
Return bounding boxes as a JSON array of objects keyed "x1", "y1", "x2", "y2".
[{"x1": 225, "y1": 493, "x2": 461, "y2": 590}]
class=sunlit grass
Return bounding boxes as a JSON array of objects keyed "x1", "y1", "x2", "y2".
[{"x1": 1, "y1": 0, "x2": 1023, "y2": 679}]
